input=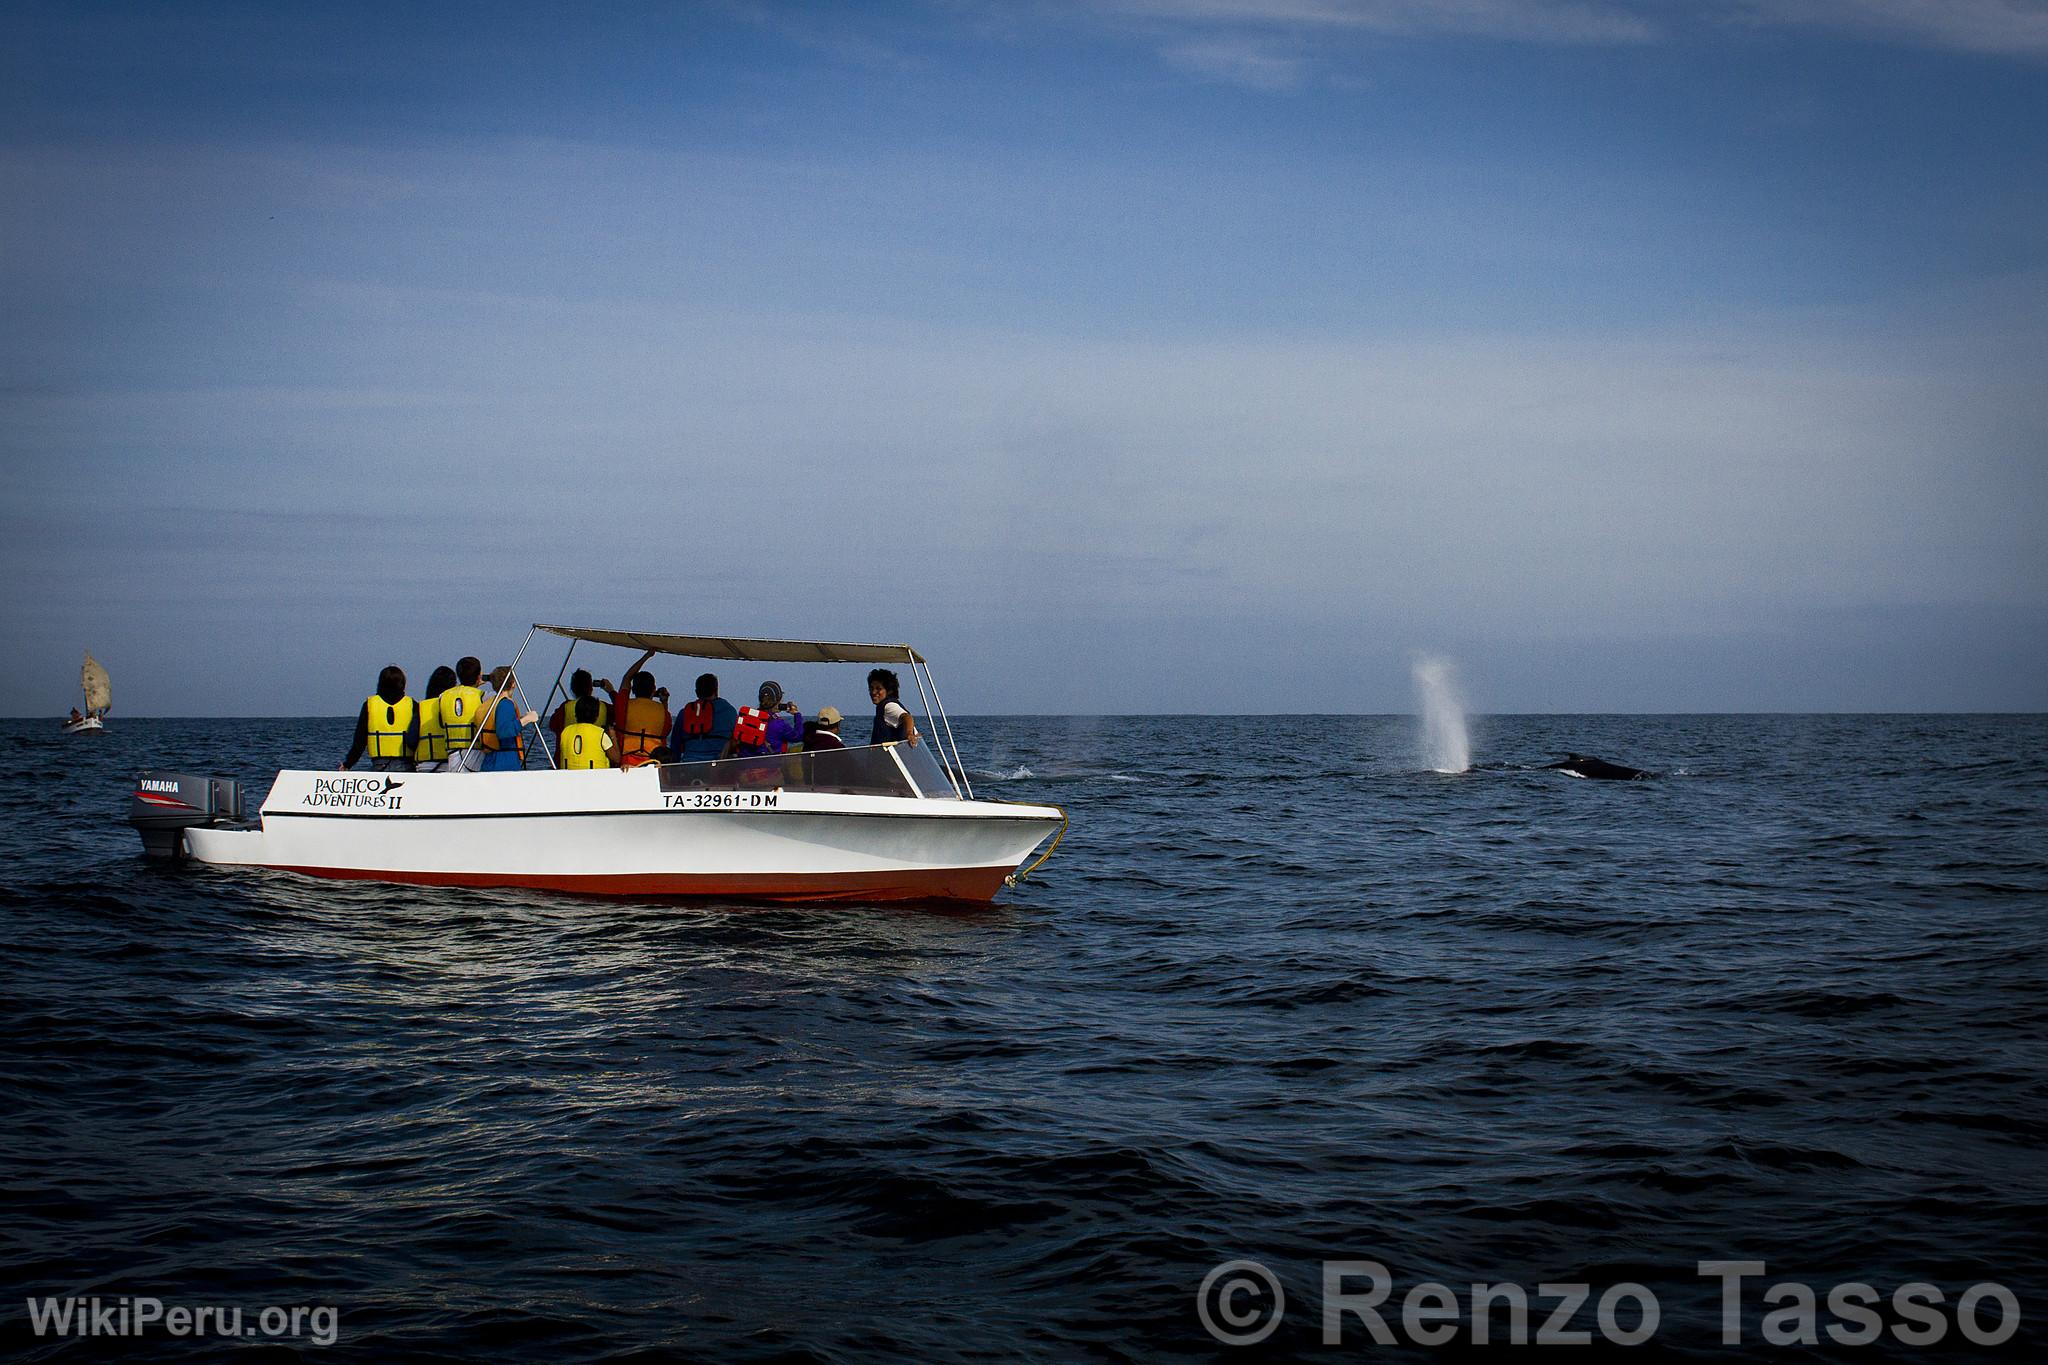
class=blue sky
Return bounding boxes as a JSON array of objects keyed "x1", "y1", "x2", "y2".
[{"x1": 3, "y1": 0, "x2": 2044, "y2": 714}]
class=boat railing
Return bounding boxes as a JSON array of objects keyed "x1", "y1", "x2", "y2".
[{"x1": 653, "y1": 742, "x2": 960, "y2": 800}]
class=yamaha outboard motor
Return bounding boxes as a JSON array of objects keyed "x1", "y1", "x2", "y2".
[{"x1": 129, "y1": 771, "x2": 246, "y2": 859}]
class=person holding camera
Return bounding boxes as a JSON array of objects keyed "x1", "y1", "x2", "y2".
[
  {"x1": 614, "y1": 669, "x2": 672, "y2": 768},
  {"x1": 724, "y1": 680, "x2": 803, "y2": 758}
]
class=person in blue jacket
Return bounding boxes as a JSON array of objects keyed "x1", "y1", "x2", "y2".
[
  {"x1": 670, "y1": 672, "x2": 738, "y2": 763},
  {"x1": 475, "y1": 665, "x2": 533, "y2": 772}
]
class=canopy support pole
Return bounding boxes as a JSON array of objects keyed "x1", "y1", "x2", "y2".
[
  {"x1": 456, "y1": 625, "x2": 537, "y2": 770},
  {"x1": 913, "y1": 653, "x2": 974, "y2": 800},
  {"x1": 514, "y1": 677, "x2": 555, "y2": 769},
  {"x1": 905, "y1": 657, "x2": 945, "y2": 790},
  {"x1": 533, "y1": 638, "x2": 578, "y2": 767},
  {"x1": 502, "y1": 626, "x2": 547, "y2": 769}
]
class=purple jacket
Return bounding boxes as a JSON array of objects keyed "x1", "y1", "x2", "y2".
[{"x1": 764, "y1": 710, "x2": 803, "y2": 754}]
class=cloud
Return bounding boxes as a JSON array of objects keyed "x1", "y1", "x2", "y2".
[
  {"x1": 1078, "y1": 0, "x2": 1659, "y2": 45},
  {"x1": 4, "y1": 125, "x2": 2042, "y2": 711},
  {"x1": 9, "y1": 307, "x2": 2041, "y2": 713},
  {"x1": 1059, "y1": 0, "x2": 2048, "y2": 80},
  {"x1": 1158, "y1": 34, "x2": 1314, "y2": 87},
  {"x1": 1738, "y1": 0, "x2": 2048, "y2": 56},
  {"x1": 725, "y1": 0, "x2": 928, "y2": 72}
]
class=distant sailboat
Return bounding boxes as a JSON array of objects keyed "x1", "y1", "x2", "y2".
[{"x1": 64, "y1": 652, "x2": 110, "y2": 734}]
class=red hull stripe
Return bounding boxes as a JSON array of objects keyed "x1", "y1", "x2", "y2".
[{"x1": 265, "y1": 862, "x2": 1012, "y2": 903}]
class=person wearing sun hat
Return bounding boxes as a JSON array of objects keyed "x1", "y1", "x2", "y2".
[{"x1": 801, "y1": 705, "x2": 846, "y2": 751}]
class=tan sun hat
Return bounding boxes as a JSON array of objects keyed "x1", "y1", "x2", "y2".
[{"x1": 815, "y1": 706, "x2": 842, "y2": 726}]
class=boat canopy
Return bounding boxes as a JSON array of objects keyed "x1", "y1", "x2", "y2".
[{"x1": 533, "y1": 624, "x2": 925, "y2": 665}]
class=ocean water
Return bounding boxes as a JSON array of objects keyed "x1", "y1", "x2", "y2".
[{"x1": 2, "y1": 714, "x2": 2044, "y2": 1361}]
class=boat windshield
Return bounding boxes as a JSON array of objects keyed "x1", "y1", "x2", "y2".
[
  {"x1": 892, "y1": 738, "x2": 961, "y2": 799},
  {"x1": 655, "y1": 742, "x2": 957, "y2": 799}
]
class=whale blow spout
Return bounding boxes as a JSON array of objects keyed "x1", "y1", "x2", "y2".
[{"x1": 1412, "y1": 653, "x2": 1470, "y2": 774}]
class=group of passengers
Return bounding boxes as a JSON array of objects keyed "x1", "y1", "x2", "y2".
[{"x1": 343, "y1": 659, "x2": 918, "y2": 774}]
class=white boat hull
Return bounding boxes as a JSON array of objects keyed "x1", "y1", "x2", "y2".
[
  {"x1": 179, "y1": 768, "x2": 1061, "y2": 903},
  {"x1": 63, "y1": 716, "x2": 105, "y2": 734}
]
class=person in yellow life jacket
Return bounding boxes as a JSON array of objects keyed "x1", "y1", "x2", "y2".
[
  {"x1": 412, "y1": 663, "x2": 457, "y2": 769},
  {"x1": 614, "y1": 670, "x2": 671, "y2": 768},
  {"x1": 438, "y1": 656, "x2": 487, "y2": 769},
  {"x1": 560, "y1": 696, "x2": 614, "y2": 770},
  {"x1": 548, "y1": 668, "x2": 614, "y2": 737},
  {"x1": 342, "y1": 665, "x2": 419, "y2": 772},
  {"x1": 476, "y1": 665, "x2": 535, "y2": 773}
]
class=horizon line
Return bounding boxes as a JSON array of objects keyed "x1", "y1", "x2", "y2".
[{"x1": 12, "y1": 711, "x2": 2048, "y2": 721}]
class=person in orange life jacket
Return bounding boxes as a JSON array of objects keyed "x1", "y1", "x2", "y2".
[
  {"x1": 476, "y1": 665, "x2": 537, "y2": 773},
  {"x1": 344, "y1": 664, "x2": 419, "y2": 772},
  {"x1": 867, "y1": 669, "x2": 919, "y2": 746},
  {"x1": 548, "y1": 668, "x2": 614, "y2": 737},
  {"x1": 801, "y1": 705, "x2": 847, "y2": 751},
  {"x1": 670, "y1": 672, "x2": 737, "y2": 764},
  {"x1": 614, "y1": 670, "x2": 671, "y2": 767},
  {"x1": 722, "y1": 681, "x2": 801, "y2": 758}
]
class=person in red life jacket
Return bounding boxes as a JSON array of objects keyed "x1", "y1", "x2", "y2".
[
  {"x1": 614, "y1": 670, "x2": 672, "y2": 767},
  {"x1": 343, "y1": 664, "x2": 419, "y2": 772},
  {"x1": 801, "y1": 705, "x2": 847, "y2": 751},
  {"x1": 548, "y1": 669, "x2": 614, "y2": 737},
  {"x1": 722, "y1": 680, "x2": 802, "y2": 759},
  {"x1": 670, "y1": 672, "x2": 737, "y2": 764},
  {"x1": 867, "y1": 669, "x2": 919, "y2": 747}
]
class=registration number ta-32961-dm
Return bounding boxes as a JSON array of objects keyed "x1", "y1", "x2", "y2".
[{"x1": 664, "y1": 792, "x2": 781, "y2": 809}]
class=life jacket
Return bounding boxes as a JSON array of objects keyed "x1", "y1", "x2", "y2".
[
  {"x1": 561, "y1": 721, "x2": 611, "y2": 770},
  {"x1": 871, "y1": 697, "x2": 905, "y2": 745},
  {"x1": 439, "y1": 685, "x2": 484, "y2": 749},
  {"x1": 478, "y1": 696, "x2": 527, "y2": 762},
  {"x1": 619, "y1": 696, "x2": 669, "y2": 758},
  {"x1": 365, "y1": 694, "x2": 415, "y2": 760},
  {"x1": 414, "y1": 693, "x2": 447, "y2": 763},
  {"x1": 733, "y1": 705, "x2": 771, "y2": 750},
  {"x1": 678, "y1": 698, "x2": 717, "y2": 738}
]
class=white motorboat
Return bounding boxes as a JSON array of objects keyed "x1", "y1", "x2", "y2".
[
  {"x1": 64, "y1": 652, "x2": 111, "y2": 734},
  {"x1": 128, "y1": 625, "x2": 1066, "y2": 903}
]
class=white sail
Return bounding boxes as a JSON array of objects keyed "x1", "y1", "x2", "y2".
[{"x1": 82, "y1": 651, "x2": 111, "y2": 715}]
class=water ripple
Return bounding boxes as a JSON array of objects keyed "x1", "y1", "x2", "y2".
[{"x1": 1, "y1": 715, "x2": 2044, "y2": 1359}]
